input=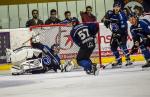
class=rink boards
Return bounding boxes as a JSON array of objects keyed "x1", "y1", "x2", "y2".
[{"x1": 0, "y1": 23, "x2": 146, "y2": 70}]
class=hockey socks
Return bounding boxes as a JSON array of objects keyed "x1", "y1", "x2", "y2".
[{"x1": 140, "y1": 45, "x2": 150, "y2": 60}]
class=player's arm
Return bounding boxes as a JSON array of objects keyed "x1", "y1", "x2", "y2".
[
  {"x1": 141, "y1": 20, "x2": 150, "y2": 38},
  {"x1": 130, "y1": 27, "x2": 140, "y2": 54},
  {"x1": 119, "y1": 12, "x2": 127, "y2": 29},
  {"x1": 101, "y1": 10, "x2": 113, "y2": 28},
  {"x1": 87, "y1": 23, "x2": 99, "y2": 36}
]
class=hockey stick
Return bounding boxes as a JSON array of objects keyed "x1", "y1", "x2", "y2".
[
  {"x1": 22, "y1": 33, "x2": 40, "y2": 46},
  {"x1": 104, "y1": 58, "x2": 136, "y2": 69}
]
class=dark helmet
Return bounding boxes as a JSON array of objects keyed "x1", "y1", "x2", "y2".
[
  {"x1": 113, "y1": 2, "x2": 121, "y2": 7},
  {"x1": 71, "y1": 17, "x2": 80, "y2": 25}
]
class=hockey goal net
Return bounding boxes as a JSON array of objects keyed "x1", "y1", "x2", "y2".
[{"x1": 30, "y1": 24, "x2": 102, "y2": 66}]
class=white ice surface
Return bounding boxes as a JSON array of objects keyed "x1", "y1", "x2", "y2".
[{"x1": 0, "y1": 62, "x2": 150, "y2": 97}]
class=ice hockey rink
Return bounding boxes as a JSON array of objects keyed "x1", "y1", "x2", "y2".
[{"x1": 0, "y1": 62, "x2": 150, "y2": 97}]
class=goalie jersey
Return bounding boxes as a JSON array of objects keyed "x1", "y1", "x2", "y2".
[{"x1": 70, "y1": 23, "x2": 99, "y2": 48}]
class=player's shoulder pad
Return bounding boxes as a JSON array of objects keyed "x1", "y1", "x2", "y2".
[
  {"x1": 73, "y1": 23, "x2": 85, "y2": 30},
  {"x1": 139, "y1": 19, "x2": 150, "y2": 26},
  {"x1": 120, "y1": 11, "x2": 126, "y2": 16},
  {"x1": 106, "y1": 10, "x2": 113, "y2": 15}
]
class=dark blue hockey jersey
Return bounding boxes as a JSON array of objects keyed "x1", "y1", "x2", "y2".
[
  {"x1": 106, "y1": 10, "x2": 128, "y2": 34},
  {"x1": 70, "y1": 23, "x2": 99, "y2": 48},
  {"x1": 31, "y1": 42, "x2": 60, "y2": 65},
  {"x1": 130, "y1": 19, "x2": 150, "y2": 42}
]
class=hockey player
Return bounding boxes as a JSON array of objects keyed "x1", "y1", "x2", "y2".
[
  {"x1": 102, "y1": 2, "x2": 132, "y2": 68},
  {"x1": 31, "y1": 40, "x2": 61, "y2": 73},
  {"x1": 70, "y1": 18, "x2": 101, "y2": 75},
  {"x1": 129, "y1": 14, "x2": 150, "y2": 68}
]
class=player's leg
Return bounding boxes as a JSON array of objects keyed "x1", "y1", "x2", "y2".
[
  {"x1": 119, "y1": 35, "x2": 132, "y2": 66},
  {"x1": 110, "y1": 37, "x2": 122, "y2": 67},
  {"x1": 76, "y1": 47, "x2": 99, "y2": 75},
  {"x1": 51, "y1": 59, "x2": 61, "y2": 72},
  {"x1": 76, "y1": 47, "x2": 93, "y2": 71},
  {"x1": 140, "y1": 44, "x2": 150, "y2": 68}
]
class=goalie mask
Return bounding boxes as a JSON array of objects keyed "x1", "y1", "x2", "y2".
[{"x1": 32, "y1": 36, "x2": 40, "y2": 43}]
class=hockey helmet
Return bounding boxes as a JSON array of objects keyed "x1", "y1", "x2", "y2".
[
  {"x1": 71, "y1": 17, "x2": 80, "y2": 25},
  {"x1": 113, "y1": 2, "x2": 121, "y2": 7}
]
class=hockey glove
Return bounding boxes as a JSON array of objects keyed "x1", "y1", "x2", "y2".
[
  {"x1": 130, "y1": 45, "x2": 139, "y2": 55},
  {"x1": 104, "y1": 20, "x2": 110, "y2": 28}
]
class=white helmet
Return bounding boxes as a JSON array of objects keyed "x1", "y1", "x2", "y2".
[{"x1": 32, "y1": 36, "x2": 40, "y2": 43}]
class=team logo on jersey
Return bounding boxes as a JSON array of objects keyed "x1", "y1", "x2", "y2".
[
  {"x1": 111, "y1": 23, "x2": 119, "y2": 31},
  {"x1": 42, "y1": 55, "x2": 51, "y2": 65}
]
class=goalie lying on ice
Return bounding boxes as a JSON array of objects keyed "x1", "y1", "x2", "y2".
[{"x1": 6, "y1": 42, "x2": 62, "y2": 75}]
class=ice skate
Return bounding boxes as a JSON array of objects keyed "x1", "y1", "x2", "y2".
[
  {"x1": 142, "y1": 60, "x2": 150, "y2": 69},
  {"x1": 112, "y1": 62, "x2": 122, "y2": 68},
  {"x1": 100, "y1": 64, "x2": 106, "y2": 69},
  {"x1": 125, "y1": 60, "x2": 133, "y2": 67},
  {"x1": 92, "y1": 64, "x2": 100, "y2": 76},
  {"x1": 86, "y1": 64, "x2": 100, "y2": 76}
]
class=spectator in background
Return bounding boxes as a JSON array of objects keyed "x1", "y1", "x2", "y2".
[
  {"x1": 45, "y1": 9, "x2": 61, "y2": 24},
  {"x1": 80, "y1": 6, "x2": 96, "y2": 23},
  {"x1": 62, "y1": 11, "x2": 79, "y2": 24},
  {"x1": 26, "y1": 9, "x2": 43, "y2": 27}
]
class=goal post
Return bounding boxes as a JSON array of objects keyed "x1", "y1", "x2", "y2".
[{"x1": 29, "y1": 23, "x2": 102, "y2": 66}]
